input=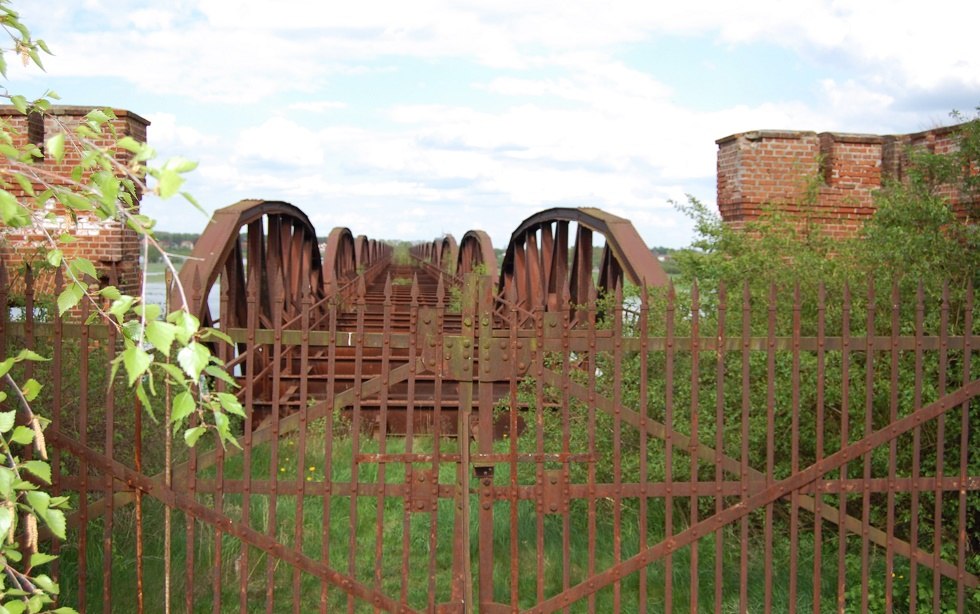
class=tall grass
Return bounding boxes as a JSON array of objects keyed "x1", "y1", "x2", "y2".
[{"x1": 53, "y1": 421, "x2": 943, "y2": 613}]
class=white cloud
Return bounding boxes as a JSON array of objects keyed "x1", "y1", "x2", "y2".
[
  {"x1": 145, "y1": 112, "x2": 217, "y2": 149},
  {"x1": 287, "y1": 101, "x2": 349, "y2": 113},
  {"x1": 12, "y1": 0, "x2": 978, "y2": 105}
]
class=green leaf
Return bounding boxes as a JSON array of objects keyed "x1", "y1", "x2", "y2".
[
  {"x1": 9, "y1": 95, "x2": 27, "y2": 115},
  {"x1": 29, "y1": 552, "x2": 58, "y2": 568},
  {"x1": 0, "y1": 358, "x2": 13, "y2": 379},
  {"x1": 204, "y1": 365, "x2": 237, "y2": 388},
  {"x1": 51, "y1": 608, "x2": 80, "y2": 614},
  {"x1": 0, "y1": 410, "x2": 15, "y2": 434},
  {"x1": 26, "y1": 490, "x2": 49, "y2": 516},
  {"x1": 9, "y1": 426, "x2": 34, "y2": 446},
  {"x1": 56, "y1": 282, "x2": 84, "y2": 315},
  {"x1": 154, "y1": 169, "x2": 184, "y2": 199},
  {"x1": 201, "y1": 328, "x2": 233, "y2": 346},
  {"x1": 167, "y1": 311, "x2": 200, "y2": 345},
  {"x1": 163, "y1": 156, "x2": 198, "y2": 173},
  {"x1": 177, "y1": 342, "x2": 209, "y2": 380},
  {"x1": 45, "y1": 132, "x2": 65, "y2": 163},
  {"x1": 13, "y1": 173, "x2": 35, "y2": 196},
  {"x1": 216, "y1": 392, "x2": 245, "y2": 418},
  {"x1": 183, "y1": 426, "x2": 206, "y2": 447},
  {"x1": 108, "y1": 295, "x2": 136, "y2": 321},
  {"x1": 121, "y1": 346, "x2": 152, "y2": 386},
  {"x1": 69, "y1": 257, "x2": 98, "y2": 281},
  {"x1": 98, "y1": 285, "x2": 122, "y2": 301},
  {"x1": 21, "y1": 378, "x2": 41, "y2": 402},
  {"x1": 84, "y1": 108, "x2": 109, "y2": 126},
  {"x1": 44, "y1": 508, "x2": 66, "y2": 540},
  {"x1": 0, "y1": 506, "x2": 14, "y2": 539},
  {"x1": 135, "y1": 383, "x2": 157, "y2": 423},
  {"x1": 4, "y1": 599, "x2": 26, "y2": 614},
  {"x1": 45, "y1": 249, "x2": 62, "y2": 268},
  {"x1": 0, "y1": 190, "x2": 30, "y2": 227},
  {"x1": 22, "y1": 460, "x2": 51, "y2": 484},
  {"x1": 181, "y1": 191, "x2": 206, "y2": 214},
  {"x1": 170, "y1": 391, "x2": 195, "y2": 424},
  {"x1": 32, "y1": 574, "x2": 57, "y2": 596},
  {"x1": 137, "y1": 303, "x2": 162, "y2": 322},
  {"x1": 145, "y1": 320, "x2": 176, "y2": 355},
  {"x1": 156, "y1": 362, "x2": 187, "y2": 383},
  {"x1": 15, "y1": 349, "x2": 47, "y2": 362},
  {"x1": 0, "y1": 467, "x2": 14, "y2": 499}
]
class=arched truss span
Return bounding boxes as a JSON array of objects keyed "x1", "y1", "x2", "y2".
[
  {"x1": 498, "y1": 207, "x2": 668, "y2": 313},
  {"x1": 457, "y1": 230, "x2": 498, "y2": 286},
  {"x1": 323, "y1": 227, "x2": 356, "y2": 293},
  {"x1": 439, "y1": 235, "x2": 458, "y2": 272},
  {"x1": 172, "y1": 199, "x2": 327, "y2": 330}
]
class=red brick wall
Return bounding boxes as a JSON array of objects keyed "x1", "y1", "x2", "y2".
[
  {"x1": 0, "y1": 106, "x2": 150, "y2": 299},
  {"x1": 716, "y1": 123, "x2": 977, "y2": 237}
]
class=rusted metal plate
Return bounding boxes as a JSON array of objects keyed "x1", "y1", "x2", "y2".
[{"x1": 408, "y1": 469, "x2": 438, "y2": 513}]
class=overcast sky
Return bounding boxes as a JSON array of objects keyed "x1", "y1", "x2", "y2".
[{"x1": 6, "y1": 0, "x2": 978, "y2": 248}]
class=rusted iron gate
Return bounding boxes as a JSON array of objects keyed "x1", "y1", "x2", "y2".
[{"x1": 0, "y1": 201, "x2": 978, "y2": 612}]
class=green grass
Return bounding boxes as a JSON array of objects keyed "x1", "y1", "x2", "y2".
[{"x1": 51, "y1": 422, "x2": 962, "y2": 613}]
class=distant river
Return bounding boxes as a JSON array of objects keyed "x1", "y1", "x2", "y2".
[{"x1": 144, "y1": 271, "x2": 221, "y2": 317}]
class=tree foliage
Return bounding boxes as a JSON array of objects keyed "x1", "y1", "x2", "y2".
[{"x1": 0, "y1": 3, "x2": 239, "y2": 611}]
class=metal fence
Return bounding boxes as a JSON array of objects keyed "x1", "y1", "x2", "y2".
[{"x1": 1, "y1": 263, "x2": 977, "y2": 613}]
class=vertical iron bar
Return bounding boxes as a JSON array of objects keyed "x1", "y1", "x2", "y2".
[
  {"x1": 135, "y1": 387, "x2": 144, "y2": 614},
  {"x1": 78, "y1": 285, "x2": 90, "y2": 614},
  {"x1": 213, "y1": 275, "x2": 231, "y2": 614},
  {"x1": 885, "y1": 281, "x2": 900, "y2": 612},
  {"x1": 559, "y1": 278, "x2": 571, "y2": 613},
  {"x1": 908, "y1": 283, "x2": 924, "y2": 614},
  {"x1": 164, "y1": 270, "x2": 173, "y2": 614},
  {"x1": 347, "y1": 279, "x2": 367, "y2": 614},
  {"x1": 688, "y1": 281, "x2": 700, "y2": 614},
  {"x1": 586, "y1": 282, "x2": 598, "y2": 614},
  {"x1": 612, "y1": 283, "x2": 624, "y2": 611},
  {"x1": 932, "y1": 283, "x2": 948, "y2": 613},
  {"x1": 507, "y1": 283, "x2": 520, "y2": 611},
  {"x1": 955, "y1": 281, "x2": 971, "y2": 611},
  {"x1": 859, "y1": 281, "x2": 875, "y2": 612},
  {"x1": 664, "y1": 283, "x2": 675, "y2": 613},
  {"x1": 239, "y1": 273, "x2": 259, "y2": 612},
  {"x1": 789, "y1": 283, "x2": 801, "y2": 610},
  {"x1": 292, "y1": 287, "x2": 312, "y2": 614},
  {"x1": 739, "y1": 282, "x2": 750, "y2": 614},
  {"x1": 812, "y1": 283, "x2": 826, "y2": 614},
  {"x1": 319, "y1": 295, "x2": 339, "y2": 613},
  {"x1": 764, "y1": 283, "x2": 776, "y2": 613},
  {"x1": 373, "y1": 276, "x2": 393, "y2": 609},
  {"x1": 433, "y1": 279, "x2": 455, "y2": 604},
  {"x1": 836, "y1": 284, "x2": 852, "y2": 612},
  {"x1": 50, "y1": 268, "x2": 64, "y2": 578},
  {"x1": 401, "y1": 276, "x2": 419, "y2": 608},
  {"x1": 714, "y1": 283, "x2": 727, "y2": 613},
  {"x1": 457, "y1": 275, "x2": 475, "y2": 613},
  {"x1": 533, "y1": 285, "x2": 545, "y2": 605},
  {"x1": 264, "y1": 283, "x2": 284, "y2": 613},
  {"x1": 477, "y1": 274, "x2": 497, "y2": 610},
  {"x1": 638, "y1": 282, "x2": 649, "y2": 614},
  {"x1": 103, "y1": 268, "x2": 118, "y2": 612}
]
